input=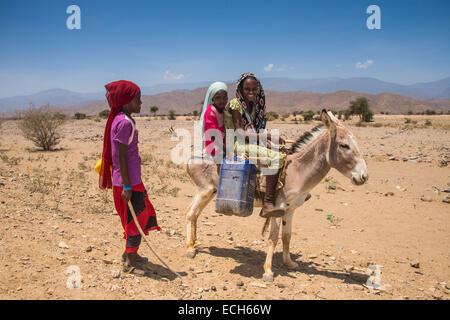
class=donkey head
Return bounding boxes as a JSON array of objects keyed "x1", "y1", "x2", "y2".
[{"x1": 321, "y1": 109, "x2": 368, "y2": 185}]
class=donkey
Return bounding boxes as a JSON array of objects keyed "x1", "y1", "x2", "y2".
[{"x1": 185, "y1": 110, "x2": 368, "y2": 282}]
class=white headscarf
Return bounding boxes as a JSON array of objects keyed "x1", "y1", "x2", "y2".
[{"x1": 200, "y1": 81, "x2": 228, "y2": 143}]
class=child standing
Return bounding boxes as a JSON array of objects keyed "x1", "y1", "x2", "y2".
[{"x1": 100, "y1": 80, "x2": 160, "y2": 275}]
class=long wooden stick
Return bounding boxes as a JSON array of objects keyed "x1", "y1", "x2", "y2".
[{"x1": 127, "y1": 200, "x2": 183, "y2": 279}]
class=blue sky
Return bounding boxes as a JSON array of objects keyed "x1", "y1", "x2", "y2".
[{"x1": 0, "y1": 0, "x2": 449, "y2": 97}]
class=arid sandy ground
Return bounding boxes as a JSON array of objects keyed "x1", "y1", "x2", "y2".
[{"x1": 0, "y1": 115, "x2": 449, "y2": 300}]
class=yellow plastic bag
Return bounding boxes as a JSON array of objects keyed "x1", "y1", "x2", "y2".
[{"x1": 94, "y1": 159, "x2": 112, "y2": 177}]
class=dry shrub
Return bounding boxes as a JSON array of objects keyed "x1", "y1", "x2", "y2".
[
  {"x1": 0, "y1": 154, "x2": 23, "y2": 165},
  {"x1": 0, "y1": 118, "x2": 4, "y2": 147},
  {"x1": 19, "y1": 105, "x2": 67, "y2": 151},
  {"x1": 25, "y1": 166, "x2": 56, "y2": 194}
]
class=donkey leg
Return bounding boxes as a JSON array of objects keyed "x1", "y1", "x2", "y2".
[
  {"x1": 281, "y1": 209, "x2": 298, "y2": 269},
  {"x1": 185, "y1": 186, "x2": 215, "y2": 258},
  {"x1": 263, "y1": 217, "x2": 280, "y2": 282}
]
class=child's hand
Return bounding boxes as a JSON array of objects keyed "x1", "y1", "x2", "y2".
[{"x1": 122, "y1": 190, "x2": 132, "y2": 203}]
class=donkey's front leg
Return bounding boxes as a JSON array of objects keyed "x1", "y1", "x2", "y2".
[
  {"x1": 263, "y1": 217, "x2": 280, "y2": 282},
  {"x1": 281, "y1": 209, "x2": 298, "y2": 269},
  {"x1": 185, "y1": 186, "x2": 215, "y2": 258}
]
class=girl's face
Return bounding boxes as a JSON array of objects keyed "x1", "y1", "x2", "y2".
[
  {"x1": 241, "y1": 78, "x2": 258, "y2": 103},
  {"x1": 212, "y1": 90, "x2": 228, "y2": 112},
  {"x1": 128, "y1": 93, "x2": 142, "y2": 114}
]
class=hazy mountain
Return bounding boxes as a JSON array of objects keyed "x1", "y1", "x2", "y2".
[
  {"x1": 0, "y1": 88, "x2": 104, "y2": 112},
  {"x1": 61, "y1": 86, "x2": 450, "y2": 116},
  {"x1": 260, "y1": 77, "x2": 450, "y2": 99},
  {"x1": 1, "y1": 77, "x2": 450, "y2": 113}
]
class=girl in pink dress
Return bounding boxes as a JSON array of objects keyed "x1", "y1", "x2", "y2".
[{"x1": 200, "y1": 82, "x2": 228, "y2": 158}]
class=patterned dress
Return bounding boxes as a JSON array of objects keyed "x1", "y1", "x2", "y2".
[{"x1": 224, "y1": 73, "x2": 285, "y2": 171}]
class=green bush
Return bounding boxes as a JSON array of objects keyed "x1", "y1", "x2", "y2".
[
  {"x1": 74, "y1": 112, "x2": 86, "y2": 119},
  {"x1": 266, "y1": 111, "x2": 279, "y2": 121},
  {"x1": 362, "y1": 109, "x2": 374, "y2": 122},
  {"x1": 99, "y1": 109, "x2": 110, "y2": 118},
  {"x1": 302, "y1": 110, "x2": 315, "y2": 121},
  {"x1": 150, "y1": 106, "x2": 158, "y2": 116}
]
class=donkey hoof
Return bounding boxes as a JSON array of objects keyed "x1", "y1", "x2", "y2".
[
  {"x1": 186, "y1": 249, "x2": 197, "y2": 259},
  {"x1": 263, "y1": 273, "x2": 274, "y2": 282},
  {"x1": 283, "y1": 260, "x2": 299, "y2": 269}
]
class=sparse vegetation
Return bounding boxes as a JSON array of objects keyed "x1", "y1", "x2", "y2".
[
  {"x1": 302, "y1": 110, "x2": 315, "y2": 121},
  {"x1": 0, "y1": 118, "x2": 4, "y2": 146},
  {"x1": 327, "y1": 214, "x2": 344, "y2": 227},
  {"x1": 343, "y1": 109, "x2": 351, "y2": 120},
  {"x1": 348, "y1": 97, "x2": 373, "y2": 122},
  {"x1": 150, "y1": 106, "x2": 159, "y2": 117},
  {"x1": 266, "y1": 111, "x2": 279, "y2": 121},
  {"x1": 404, "y1": 118, "x2": 417, "y2": 125},
  {"x1": 98, "y1": 109, "x2": 110, "y2": 118},
  {"x1": 0, "y1": 154, "x2": 23, "y2": 165},
  {"x1": 168, "y1": 110, "x2": 176, "y2": 120},
  {"x1": 74, "y1": 112, "x2": 86, "y2": 119},
  {"x1": 25, "y1": 166, "x2": 57, "y2": 194},
  {"x1": 18, "y1": 105, "x2": 67, "y2": 151}
]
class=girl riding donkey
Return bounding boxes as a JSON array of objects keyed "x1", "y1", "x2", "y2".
[
  {"x1": 223, "y1": 73, "x2": 288, "y2": 218},
  {"x1": 99, "y1": 80, "x2": 161, "y2": 276}
]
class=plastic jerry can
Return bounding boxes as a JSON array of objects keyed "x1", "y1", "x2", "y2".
[{"x1": 215, "y1": 158, "x2": 257, "y2": 216}]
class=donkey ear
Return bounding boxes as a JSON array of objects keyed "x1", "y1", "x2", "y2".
[
  {"x1": 321, "y1": 109, "x2": 332, "y2": 127},
  {"x1": 321, "y1": 109, "x2": 337, "y2": 136}
]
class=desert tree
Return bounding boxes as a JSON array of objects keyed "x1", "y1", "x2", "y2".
[
  {"x1": 348, "y1": 97, "x2": 373, "y2": 122},
  {"x1": 150, "y1": 106, "x2": 158, "y2": 117},
  {"x1": 19, "y1": 104, "x2": 67, "y2": 151}
]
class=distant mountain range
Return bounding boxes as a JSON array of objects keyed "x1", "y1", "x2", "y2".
[
  {"x1": 261, "y1": 77, "x2": 450, "y2": 100},
  {"x1": 62, "y1": 85, "x2": 450, "y2": 116},
  {"x1": 1, "y1": 77, "x2": 450, "y2": 114}
]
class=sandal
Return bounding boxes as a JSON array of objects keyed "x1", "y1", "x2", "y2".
[{"x1": 122, "y1": 265, "x2": 146, "y2": 276}]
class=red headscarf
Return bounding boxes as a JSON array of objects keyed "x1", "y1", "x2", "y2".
[{"x1": 99, "y1": 80, "x2": 141, "y2": 189}]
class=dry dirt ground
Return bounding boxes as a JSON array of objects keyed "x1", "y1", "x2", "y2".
[{"x1": 0, "y1": 115, "x2": 449, "y2": 300}]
